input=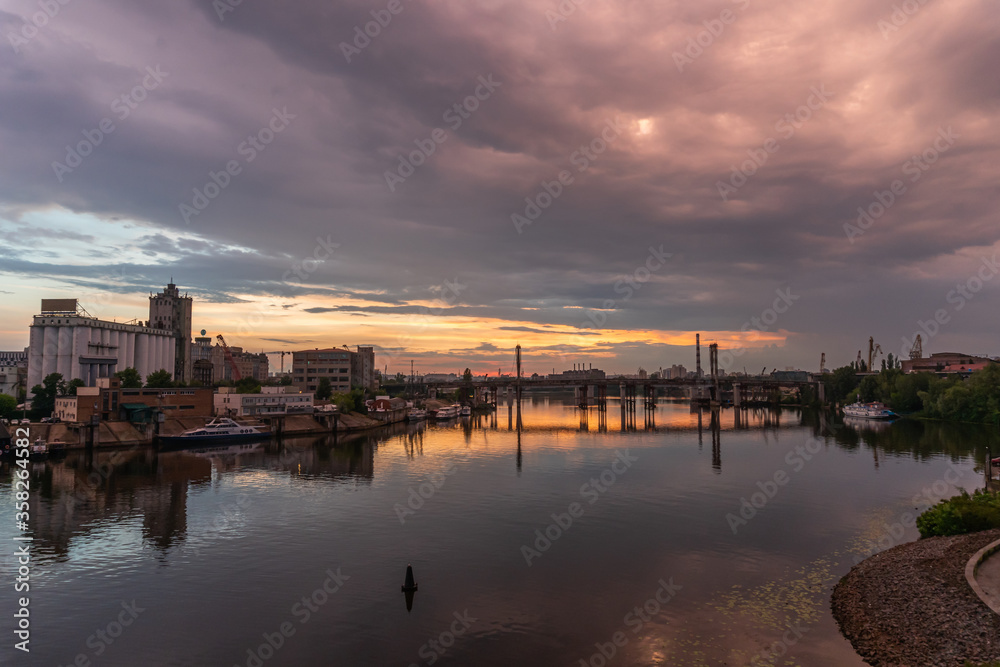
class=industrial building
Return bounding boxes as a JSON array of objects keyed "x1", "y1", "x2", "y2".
[
  {"x1": 27, "y1": 299, "x2": 177, "y2": 391},
  {"x1": 26, "y1": 283, "x2": 195, "y2": 391},
  {"x1": 54, "y1": 377, "x2": 214, "y2": 422},
  {"x1": 149, "y1": 281, "x2": 193, "y2": 383},
  {"x1": 902, "y1": 352, "x2": 996, "y2": 375}
]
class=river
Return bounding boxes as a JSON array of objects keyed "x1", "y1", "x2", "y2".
[{"x1": 1, "y1": 395, "x2": 995, "y2": 666}]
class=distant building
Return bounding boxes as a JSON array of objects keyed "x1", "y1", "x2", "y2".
[
  {"x1": 547, "y1": 367, "x2": 606, "y2": 381},
  {"x1": 27, "y1": 299, "x2": 176, "y2": 391},
  {"x1": 190, "y1": 337, "x2": 268, "y2": 384},
  {"x1": 665, "y1": 364, "x2": 688, "y2": 380},
  {"x1": 53, "y1": 378, "x2": 213, "y2": 422},
  {"x1": 353, "y1": 346, "x2": 376, "y2": 391},
  {"x1": 292, "y1": 348, "x2": 353, "y2": 394},
  {"x1": 423, "y1": 373, "x2": 459, "y2": 383},
  {"x1": 214, "y1": 386, "x2": 313, "y2": 417},
  {"x1": 0, "y1": 350, "x2": 27, "y2": 396},
  {"x1": 192, "y1": 337, "x2": 214, "y2": 385},
  {"x1": 771, "y1": 370, "x2": 810, "y2": 382},
  {"x1": 148, "y1": 282, "x2": 193, "y2": 384},
  {"x1": 902, "y1": 352, "x2": 996, "y2": 375},
  {"x1": 0, "y1": 351, "x2": 27, "y2": 364},
  {"x1": 291, "y1": 346, "x2": 376, "y2": 394}
]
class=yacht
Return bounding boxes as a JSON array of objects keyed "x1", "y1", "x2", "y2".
[
  {"x1": 407, "y1": 408, "x2": 427, "y2": 421},
  {"x1": 158, "y1": 418, "x2": 268, "y2": 448}
]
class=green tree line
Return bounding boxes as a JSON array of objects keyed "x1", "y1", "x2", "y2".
[{"x1": 826, "y1": 363, "x2": 1000, "y2": 424}]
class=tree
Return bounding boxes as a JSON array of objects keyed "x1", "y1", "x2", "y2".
[
  {"x1": 463, "y1": 368, "x2": 473, "y2": 383},
  {"x1": 279, "y1": 375, "x2": 293, "y2": 386},
  {"x1": 826, "y1": 365, "x2": 861, "y2": 403},
  {"x1": 115, "y1": 367, "x2": 142, "y2": 388},
  {"x1": 29, "y1": 372, "x2": 66, "y2": 416},
  {"x1": 315, "y1": 377, "x2": 333, "y2": 401},
  {"x1": 235, "y1": 377, "x2": 262, "y2": 394},
  {"x1": 332, "y1": 387, "x2": 365, "y2": 413},
  {"x1": 0, "y1": 394, "x2": 16, "y2": 419},
  {"x1": 67, "y1": 378, "x2": 86, "y2": 395},
  {"x1": 145, "y1": 369, "x2": 174, "y2": 388}
]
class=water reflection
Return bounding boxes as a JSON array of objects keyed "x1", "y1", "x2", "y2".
[
  {"x1": 15, "y1": 433, "x2": 382, "y2": 564},
  {"x1": 13, "y1": 402, "x2": 997, "y2": 564}
]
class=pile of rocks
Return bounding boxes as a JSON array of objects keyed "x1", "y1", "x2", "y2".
[{"x1": 832, "y1": 528, "x2": 1000, "y2": 666}]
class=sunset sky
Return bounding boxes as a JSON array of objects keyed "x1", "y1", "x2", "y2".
[{"x1": 1, "y1": 0, "x2": 997, "y2": 376}]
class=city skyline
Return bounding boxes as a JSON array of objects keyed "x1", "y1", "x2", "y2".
[{"x1": 2, "y1": 0, "x2": 998, "y2": 376}]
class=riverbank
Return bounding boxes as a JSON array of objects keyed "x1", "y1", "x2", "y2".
[{"x1": 832, "y1": 528, "x2": 1000, "y2": 666}]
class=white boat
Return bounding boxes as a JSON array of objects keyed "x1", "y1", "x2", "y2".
[
  {"x1": 407, "y1": 408, "x2": 427, "y2": 421},
  {"x1": 460, "y1": 405, "x2": 472, "y2": 416},
  {"x1": 158, "y1": 418, "x2": 267, "y2": 448},
  {"x1": 433, "y1": 405, "x2": 459, "y2": 419},
  {"x1": 30, "y1": 438, "x2": 48, "y2": 458},
  {"x1": 843, "y1": 401, "x2": 897, "y2": 420}
]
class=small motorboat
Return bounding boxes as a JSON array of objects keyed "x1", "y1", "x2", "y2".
[
  {"x1": 407, "y1": 408, "x2": 427, "y2": 422},
  {"x1": 29, "y1": 438, "x2": 48, "y2": 459}
]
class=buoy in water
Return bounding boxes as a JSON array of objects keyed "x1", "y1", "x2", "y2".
[{"x1": 401, "y1": 564, "x2": 418, "y2": 592}]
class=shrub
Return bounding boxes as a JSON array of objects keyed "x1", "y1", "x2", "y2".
[{"x1": 917, "y1": 489, "x2": 1000, "y2": 538}]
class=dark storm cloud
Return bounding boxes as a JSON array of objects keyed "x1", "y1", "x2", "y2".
[{"x1": 1, "y1": 0, "x2": 998, "y2": 369}]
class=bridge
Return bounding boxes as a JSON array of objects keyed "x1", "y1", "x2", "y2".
[{"x1": 386, "y1": 344, "x2": 826, "y2": 410}]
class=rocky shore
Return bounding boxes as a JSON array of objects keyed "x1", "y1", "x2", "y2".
[{"x1": 832, "y1": 528, "x2": 1000, "y2": 667}]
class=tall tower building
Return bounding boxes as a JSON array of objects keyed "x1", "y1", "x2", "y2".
[{"x1": 149, "y1": 281, "x2": 193, "y2": 383}]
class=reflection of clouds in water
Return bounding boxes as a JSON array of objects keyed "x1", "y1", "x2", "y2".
[{"x1": 663, "y1": 557, "x2": 837, "y2": 667}]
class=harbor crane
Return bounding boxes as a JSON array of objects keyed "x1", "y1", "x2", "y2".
[
  {"x1": 909, "y1": 334, "x2": 923, "y2": 360},
  {"x1": 867, "y1": 336, "x2": 883, "y2": 371},
  {"x1": 216, "y1": 334, "x2": 242, "y2": 382}
]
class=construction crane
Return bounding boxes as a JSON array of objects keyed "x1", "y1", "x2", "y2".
[
  {"x1": 216, "y1": 334, "x2": 242, "y2": 381},
  {"x1": 262, "y1": 350, "x2": 290, "y2": 374},
  {"x1": 909, "y1": 334, "x2": 923, "y2": 360},
  {"x1": 867, "y1": 336, "x2": 883, "y2": 371}
]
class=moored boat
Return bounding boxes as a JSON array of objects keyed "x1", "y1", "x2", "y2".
[
  {"x1": 460, "y1": 405, "x2": 472, "y2": 416},
  {"x1": 432, "y1": 405, "x2": 459, "y2": 420},
  {"x1": 843, "y1": 401, "x2": 897, "y2": 420},
  {"x1": 158, "y1": 418, "x2": 268, "y2": 449},
  {"x1": 407, "y1": 408, "x2": 427, "y2": 422},
  {"x1": 30, "y1": 438, "x2": 48, "y2": 459}
]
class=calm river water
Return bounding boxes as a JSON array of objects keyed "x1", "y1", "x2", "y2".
[{"x1": 1, "y1": 396, "x2": 996, "y2": 666}]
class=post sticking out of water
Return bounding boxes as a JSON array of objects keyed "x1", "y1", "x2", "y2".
[{"x1": 402, "y1": 564, "x2": 418, "y2": 592}]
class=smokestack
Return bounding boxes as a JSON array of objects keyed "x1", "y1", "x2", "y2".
[{"x1": 696, "y1": 333, "x2": 702, "y2": 378}]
